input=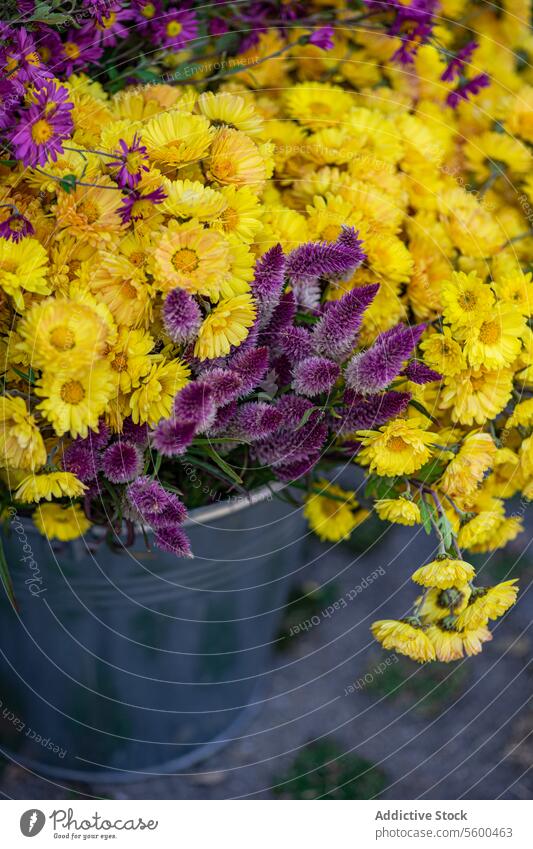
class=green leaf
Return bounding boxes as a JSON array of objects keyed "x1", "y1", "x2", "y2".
[
  {"x1": 408, "y1": 399, "x2": 439, "y2": 425},
  {"x1": 419, "y1": 498, "x2": 433, "y2": 535},
  {"x1": 364, "y1": 474, "x2": 398, "y2": 501},
  {"x1": 12, "y1": 366, "x2": 36, "y2": 385},
  {"x1": 416, "y1": 458, "x2": 446, "y2": 484},
  {"x1": 134, "y1": 68, "x2": 160, "y2": 83},
  {"x1": 439, "y1": 512, "x2": 454, "y2": 550},
  {"x1": 0, "y1": 535, "x2": 17, "y2": 611},
  {"x1": 58, "y1": 174, "x2": 77, "y2": 193},
  {"x1": 294, "y1": 405, "x2": 317, "y2": 431},
  {"x1": 203, "y1": 446, "x2": 243, "y2": 485}
]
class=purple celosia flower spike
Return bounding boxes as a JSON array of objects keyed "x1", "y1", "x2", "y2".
[
  {"x1": 292, "y1": 356, "x2": 340, "y2": 398},
  {"x1": 201, "y1": 367, "x2": 243, "y2": 406},
  {"x1": 173, "y1": 382, "x2": 217, "y2": 432},
  {"x1": 251, "y1": 244, "x2": 286, "y2": 328},
  {"x1": 313, "y1": 284, "x2": 379, "y2": 361},
  {"x1": 403, "y1": 361, "x2": 442, "y2": 384},
  {"x1": 152, "y1": 419, "x2": 196, "y2": 457},
  {"x1": 335, "y1": 390, "x2": 411, "y2": 436},
  {"x1": 345, "y1": 323, "x2": 426, "y2": 395},
  {"x1": 234, "y1": 402, "x2": 283, "y2": 440},
  {"x1": 163, "y1": 287, "x2": 202, "y2": 344},
  {"x1": 62, "y1": 440, "x2": 99, "y2": 482},
  {"x1": 122, "y1": 417, "x2": 149, "y2": 445},
  {"x1": 102, "y1": 441, "x2": 143, "y2": 483},
  {"x1": 277, "y1": 325, "x2": 314, "y2": 364},
  {"x1": 260, "y1": 291, "x2": 296, "y2": 347},
  {"x1": 154, "y1": 526, "x2": 192, "y2": 558},
  {"x1": 286, "y1": 227, "x2": 365, "y2": 285},
  {"x1": 126, "y1": 476, "x2": 188, "y2": 535},
  {"x1": 229, "y1": 346, "x2": 269, "y2": 397}
]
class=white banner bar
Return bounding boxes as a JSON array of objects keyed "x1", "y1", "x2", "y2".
[{"x1": 1, "y1": 800, "x2": 532, "y2": 847}]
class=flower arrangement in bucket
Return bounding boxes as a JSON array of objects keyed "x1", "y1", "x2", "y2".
[{"x1": 0, "y1": 0, "x2": 532, "y2": 668}]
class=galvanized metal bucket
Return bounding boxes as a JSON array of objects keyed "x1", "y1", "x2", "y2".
[{"x1": 0, "y1": 487, "x2": 306, "y2": 782}]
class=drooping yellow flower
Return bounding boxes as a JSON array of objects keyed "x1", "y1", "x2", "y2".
[
  {"x1": 0, "y1": 395, "x2": 46, "y2": 472},
  {"x1": 17, "y1": 297, "x2": 113, "y2": 371},
  {"x1": 412, "y1": 557, "x2": 475, "y2": 590},
  {"x1": 426, "y1": 625, "x2": 465, "y2": 662},
  {"x1": 371, "y1": 620, "x2": 436, "y2": 663},
  {"x1": 0, "y1": 237, "x2": 50, "y2": 311},
  {"x1": 419, "y1": 584, "x2": 472, "y2": 621},
  {"x1": 36, "y1": 361, "x2": 116, "y2": 438},
  {"x1": 208, "y1": 128, "x2": 272, "y2": 190},
  {"x1": 456, "y1": 581, "x2": 519, "y2": 630},
  {"x1": 439, "y1": 433, "x2": 496, "y2": 499},
  {"x1": 441, "y1": 271, "x2": 495, "y2": 331},
  {"x1": 460, "y1": 624, "x2": 492, "y2": 657},
  {"x1": 194, "y1": 294, "x2": 256, "y2": 360},
  {"x1": 33, "y1": 502, "x2": 91, "y2": 541},
  {"x1": 151, "y1": 219, "x2": 230, "y2": 300},
  {"x1": 15, "y1": 471, "x2": 86, "y2": 503},
  {"x1": 304, "y1": 479, "x2": 367, "y2": 542},
  {"x1": 507, "y1": 397, "x2": 533, "y2": 428},
  {"x1": 357, "y1": 419, "x2": 437, "y2": 477},
  {"x1": 375, "y1": 497, "x2": 421, "y2": 526},
  {"x1": 129, "y1": 359, "x2": 190, "y2": 426},
  {"x1": 142, "y1": 110, "x2": 214, "y2": 166}
]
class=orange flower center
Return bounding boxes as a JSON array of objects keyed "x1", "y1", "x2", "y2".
[
  {"x1": 112, "y1": 353, "x2": 128, "y2": 372},
  {"x1": 213, "y1": 159, "x2": 237, "y2": 180},
  {"x1": 121, "y1": 280, "x2": 139, "y2": 299},
  {"x1": 50, "y1": 326, "x2": 76, "y2": 351},
  {"x1": 478, "y1": 320, "x2": 501, "y2": 345},
  {"x1": 457, "y1": 290, "x2": 477, "y2": 310},
  {"x1": 31, "y1": 119, "x2": 54, "y2": 144},
  {"x1": 60, "y1": 380, "x2": 85, "y2": 405},
  {"x1": 386, "y1": 435, "x2": 409, "y2": 452},
  {"x1": 172, "y1": 247, "x2": 198, "y2": 272},
  {"x1": 64, "y1": 41, "x2": 81, "y2": 59},
  {"x1": 80, "y1": 201, "x2": 100, "y2": 224}
]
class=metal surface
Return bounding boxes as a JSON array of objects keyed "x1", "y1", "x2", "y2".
[{"x1": 0, "y1": 488, "x2": 306, "y2": 782}]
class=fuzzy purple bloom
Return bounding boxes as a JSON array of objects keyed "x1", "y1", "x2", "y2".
[
  {"x1": 335, "y1": 390, "x2": 412, "y2": 435},
  {"x1": 152, "y1": 418, "x2": 196, "y2": 457},
  {"x1": 62, "y1": 440, "x2": 99, "y2": 483},
  {"x1": 127, "y1": 476, "x2": 187, "y2": 527},
  {"x1": 345, "y1": 323, "x2": 426, "y2": 395},
  {"x1": 403, "y1": 360, "x2": 442, "y2": 384},
  {"x1": 251, "y1": 244, "x2": 286, "y2": 327},
  {"x1": 108, "y1": 133, "x2": 149, "y2": 189},
  {"x1": 229, "y1": 346, "x2": 269, "y2": 397},
  {"x1": 173, "y1": 382, "x2": 217, "y2": 431},
  {"x1": 291, "y1": 278, "x2": 322, "y2": 311},
  {"x1": 447, "y1": 73, "x2": 490, "y2": 108},
  {"x1": 154, "y1": 526, "x2": 192, "y2": 558},
  {"x1": 286, "y1": 227, "x2": 365, "y2": 285},
  {"x1": 122, "y1": 417, "x2": 149, "y2": 445},
  {"x1": 292, "y1": 356, "x2": 340, "y2": 397},
  {"x1": 201, "y1": 367, "x2": 243, "y2": 406},
  {"x1": 277, "y1": 325, "x2": 314, "y2": 364},
  {"x1": 313, "y1": 284, "x2": 379, "y2": 361},
  {"x1": 102, "y1": 441, "x2": 143, "y2": 483},
  {"x1": 0, "y1": 212, "x2": 34, "y2": 243},
  {"x1": 163, "y1": 287, "x2": 202, "y2": 344},
  {"x1": 206, "y1": 401, "x2": 238, "y2": 435},
  {"x1": 87, "y1": 419, "x2": 111, "y2": 451},
  {"x1": 308, "y1": 25, "x2": 335, "y2": 50},
  {"x1": 259, "y1": 291, "x2": 296, "y2": 346},
  {"x1": 233, "y1": 402, "x2": 283, "y2": 440}
]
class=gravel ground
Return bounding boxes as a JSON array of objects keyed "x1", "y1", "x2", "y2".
[{"x1": 1, "y1": 521, "x2": 532, "y2": 801}]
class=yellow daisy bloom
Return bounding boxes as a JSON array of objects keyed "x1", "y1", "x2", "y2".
[
  {"x1": 54, "y1": 178, "x2": 125, "y2": 246},
  {"x1": 494, "y1": 272, "x2": 533, "y2": 316},
  {"x1": 364, "y1": 232, "x2": 414, "y2": 285},
  {"x1": 0, "y1": 395, "x2": 46, "y2": 472},
  {"x1": 426, "y1": 625, "x2": 465, "y2": 662},
  {"x1": 460, "y1": 625, "x2": 492, "y2": 657},
  {"x1": 151, "y1": 219, "x2": 230, "y2": 300},
  {"x1": 420, "y1": 328, "x2": 466, "y2": 377},
  {"x1": 107, "y1": 328, "x2": 156, "y2": 393},
  {"x1": 208, "y1": 128, "x2": 271, "y2": 189},
  {"x1": 161, "y1": 178, "x2": 227, "y2": 221},
  {"x1": 420, "y1": 584, "x2": 472, "y2": 621},
  {"x1": 0, "y1": 237, "x2": 50, "y2": 311},
  {"x1": 411, "y1": 557, "x2": 475, "y2": 590},
  {"x1": 142, "y1": 110, "x2": 214, "y2": 167},
  {"x1": 283, "y1": 82, "x2": 354, "y2": 130},
  {"x1": 439, "y1": 433, "x2": 496, "y2": 499},
  {"x1": 375, "y1": 497, "x2": 421, "y2": 526},
  {"x1": 462, "y1": 304, "x2": 525, "y2": 369},
  {"x1": 197, "y1": 92, "x2": 263, "y2": 136},
  {"x1": 33, "y1": 502, "x2": 91, "y2": 541},
  {"x1": 304, "y1": 480, "x2": 366, "y2": 542},
  {"x1": 15, "y1": 471, "x2": 86, "y2": 503},
  {"x1": 357, "y1": 419, "x2": 437, "y2": 477},
  {"x1": 194, "y1": 294, "x2": 256, "y2": 360},
  {"x1": 465, "y1": 131, "x2": 531, "y2": 180},
  {"x1": 456, "y1": 581, "x2": 519, "y2": 630},
  {"x1": 90, "y1": 253, "x2": 153, "y2": 329},
  {"x1": 129, "y1": 359, "x2": 190, "y2": 426},
  {"x1": 371, "y1": 620, "x2": 436, "y2": 663},
  {"x1": 506, "y1": 397, "x2": 533, "y2": 428},
  {"x1": 211, "y1": 185, "x2": 263, "y2": 244},
  {"x1": 36, "y1": 361, "x2": 116, "y2": 438},
  {"x1": 441, "y1": 271, "x2": 495, "y2": 331},
  {"x1": 439, "y1": 367, "x2": 514, "y2": 426}
]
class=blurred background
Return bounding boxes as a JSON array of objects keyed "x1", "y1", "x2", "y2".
[{"x1": 1, "y1": 511, "x2": 531, "y2": 801}]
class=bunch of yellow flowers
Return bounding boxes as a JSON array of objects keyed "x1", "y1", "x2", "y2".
[{"x1": 0, "y1": 0, "x2": 532, "y2": 663}]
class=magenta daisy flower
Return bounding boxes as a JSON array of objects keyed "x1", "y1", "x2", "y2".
[
  {"x1": 152, "y1": 6, "x2": 199, "y2": 49},
  {"x1": 0, "y1": 211, "x2": 35, "y2": 243},
  {"x1": 59, "y1": 24, "x2": 104, "y2": 76},
  {"x1": 9, "y1": 80, "x2": 73, "y2": 167},
  {"x1": 3, "y1": 29, "x2": 52, "y2": 86},
  {"x1": 131, "y1": 0, "x2": 164, "y2": 36},
  {"x1": 108, "y1": 134, "x2": 149, "y2": 189},
  {"x1": 119, "y1": 186, "x2": 167, "y2": 224},
  {"x1": 95, "y1": 3, "x2": 133, "y2": 48}
]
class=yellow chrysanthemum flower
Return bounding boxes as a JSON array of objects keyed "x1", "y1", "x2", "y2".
[
  {"x1": 90, "y1": 253, "x2": 153, "y2": 329},
  {"x1": 208, "y1": 128, "x2": 272, "y2": 190},
  {"x1": 0, "y1": 395, "x2": 46, "y2": 472},
  {"x1": 15, "y1": 471, "x2": 86, "y2": 503},
  {"x1": 494, "y1": 271, "x2": 533, "y2": 316},
  {"x1": 0, "y1": 237, "x2": 50, "y2": 311},
  {"x1": 161, "y1": 178, "x2": 227, "y2": 221},
  {"x1": 304, "y1": 479, "x2": 367, "y2": 542},
  {"x1": 197, "y1": 91, "x2": 263, "y2": 136},
  {"x1": 411, "y1": 557, "x2": 475, "y2": 590},
  {"x1": 375, "y1": 497, "x2": 421, "y2": 526},
  {"x1": 460, "y1": 625, "x2": 492, "y2": 657},
  {"x1": 364, "y1": 232, "x2": 414, "y2": 285},
  {"x1": 465, "y1": 131, "x2": 531, "y2": 180},
  {"x1": 142, "y1": 110, "x2": 214, "y2": 166},
  {"x1": 194, "y1": 294, "x2": 256, "y2": 360},
  {"x1": 420, "y1": 584, "x2": 472, "y2": 621},
  {"x1": 151, "y1": 219, "x2": 230, "y2": 300},
  {"x1": 456, "y1": 581, "x2": 519, "y2": 630},
  {"x1": 17, "y1": 297, "x2": 113, "y2": 371},
  {"x1": 33, "y1": 502, "x2": 91, "y2": 541},
  {"x1": 107, "y1": 328, "x2": 156, "y2": 393},
  {"x1": 420, "y1": 328, "x2": 466, "y2": 377},
  {"x1": 283, "y1": 82, "x2": 355, "y2": 130},
  {"x1": 439, "y1": 433, "x2": 496, "y2": 499},
  {"x1": 440, "y1": 367, "x2": 514, "y2": 426},
  {"x1": 371, "y1": 620, "x2": 436, "y2": 663},
  {"x1": 441, "y1": 271, "x2": 495, "y2": 331},
  {"x1": 129, "y1": 359, "x2": 190, "y2": 426},
  {"x1": 211, "y1": 185, "x2": 263, "y2": 244},
  {"x1": 462, "y1": 304, "x2": 525, "y2": 369},
  {"x1": 426, "y1": 625, "x2": 465, "y2": 662},
  {"x1": 506, "y1": 397, "x2": 533, "y2": 428},
  {"x1": 357, "y1": 419, "x2": 437, "y2": 476},
  {"x1": 54, "y1": 178, "x2": 125, "y2": 246},
  {"x1": 36, "y1": 361, "x2": 116, "y2": 438}
]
